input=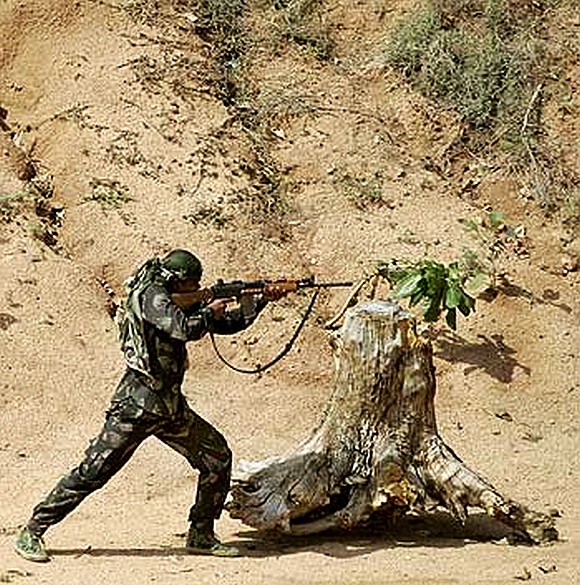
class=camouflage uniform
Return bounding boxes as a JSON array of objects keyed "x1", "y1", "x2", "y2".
[{"x1": 26, "y1": 275, "x2": 265, "y2": 537}]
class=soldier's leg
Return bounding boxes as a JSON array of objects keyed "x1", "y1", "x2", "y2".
[
  {"x1": 156, "y1": 406, "x2": 237, "y2": 555},
  {"x1": 157, "y1": 406, "x2": 232, "y2": 523},
  {"x1": 25, "y1": 399, "x2": 157, "y2": 537}
]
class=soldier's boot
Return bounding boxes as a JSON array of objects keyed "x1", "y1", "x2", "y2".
[
  {"x1": 186, "y1": 520, "x2": 240, "y2": 557},
  {"x1": 14, "y1": 527, "x2": 50, "y2": 563}
]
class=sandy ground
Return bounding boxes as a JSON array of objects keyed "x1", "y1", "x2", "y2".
[{"x1": 0, "y1": 1, "x2": 579, "y2": 583}]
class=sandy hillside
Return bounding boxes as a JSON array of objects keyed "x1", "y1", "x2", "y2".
[{"x1": 0, "y1": 0, "x2": 579, "y2": 583}]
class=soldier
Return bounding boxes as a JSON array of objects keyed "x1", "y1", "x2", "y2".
[{"x1": 14, "y1": 249, "x2": 288, "y2": 561}]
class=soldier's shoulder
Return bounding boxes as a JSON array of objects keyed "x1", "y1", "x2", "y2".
[{"x1": 142, "y1": 283, "x2": 171, "y2": 309}]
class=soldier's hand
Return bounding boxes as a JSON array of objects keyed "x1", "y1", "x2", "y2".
[{"x1": 207, "y1": 298, "x2": 230, "y2": 319}]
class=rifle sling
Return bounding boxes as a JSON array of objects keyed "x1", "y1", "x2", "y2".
[{"x1": 208, "y1": 289, "x2": 320, "y2": 374}]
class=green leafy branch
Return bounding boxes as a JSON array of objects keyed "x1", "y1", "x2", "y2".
[
  {"x1": 459, "y1": 209, "x2": 525, "y2": 288},
  {"x1": 373, "y1": 210, "x2": 526, "y2": 330},
  {"x1": 85, "y1": 178, "x2": 132, "y2": 209},
  {"x1": 375, "y1": 259, "x2": 476, "y2": 330}
]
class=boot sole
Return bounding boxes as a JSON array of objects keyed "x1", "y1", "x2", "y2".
[
  {"x1": 14, "y1": 544, "x2": 51, "y2": 563},
  {"x1": 186, "y1": 545, "x2": 240, "y2": 558}
]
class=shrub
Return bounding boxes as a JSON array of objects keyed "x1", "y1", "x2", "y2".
[{"x1": 385, "y1": 0, "x2": 541, "y2": 149}]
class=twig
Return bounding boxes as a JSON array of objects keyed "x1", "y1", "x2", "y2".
[
  {"x1": 521, "y1": 83, "x2": 543, "y2": 137},
  {"x1": 190, "y1": 151, "x2": 205, "y2": 197},
  {"x1": 117, "y1": 56, "x2": 149, "y2": 69},
  {"x1": 34, "y1": 104, "x2": 90, "y2": 130},
  {"x1": 74, "y1": 544, "x2": 93, "y2": 558},
  {"x1": 0, "y1": 106, "x2": 10, "y2": 132},
  {"x1": 255, "y1": 93, "x2": 395, "y2": 143},
  {"x1": 307, "y1": 103, "x2": 395, "y2": 143},
  {"x1": 324, "y1": 277, "x2": 372, "y2": 329},
  {"x1": 520, "y1": 84, "x2": 548, "y2": 202},
  {"x1": 119, "y1": 32, "x2": 191, "y2": 51}
]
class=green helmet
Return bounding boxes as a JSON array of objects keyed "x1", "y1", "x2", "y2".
[{"x1": 161, "y1": 249, "x2": 203, "y2": 281}]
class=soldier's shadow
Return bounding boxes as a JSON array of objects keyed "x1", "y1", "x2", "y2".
[{"x1": 52, "y1": 511, "x2": 514, "y2": 560}]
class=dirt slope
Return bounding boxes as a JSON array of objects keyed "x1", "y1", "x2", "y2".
[{"x1": 1, "y1": 1, "x2": 579, "y2": 584}]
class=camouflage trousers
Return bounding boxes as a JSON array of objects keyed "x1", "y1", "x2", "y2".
[{"x1": 27, "y1": 394, "x2": 232, "y2": 536}]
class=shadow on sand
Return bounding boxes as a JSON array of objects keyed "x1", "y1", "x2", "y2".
[
  {"x1": 433, "y1": 280, "x2": 572, "y2": 385},
  {"x1": 434, "y1": 330, "x2": 530, "y2": 384},
  {"x1": 51, "y1": 510, "x2": 515, "y2": 560}
]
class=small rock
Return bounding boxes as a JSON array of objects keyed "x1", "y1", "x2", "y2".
[
  {"x1": 0, "y1": 313, "x2": 18, "y2": 330},
  {"x1": 561, "y1": 254, "x2": 578, "y2": 274},
  {"x1": 495, "y1": 411, "x2": 513, "y2": 422},
  {"x1": 521, "y1": 431, "x2": 543, "y2": 443},
  {"x1": 514, "y1": 567, "x2": 532, "y2": 581},
  {"x1": 0, "y1": 568, "x2": 33, "y2": 581}
]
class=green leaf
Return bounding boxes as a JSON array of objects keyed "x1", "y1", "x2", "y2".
[
  {"x1": 409, "y1": 284, "x2": 427, "y2": 306},
  {"x1": 425, "y1": 285, "x2": 446, "y2": 322},
  {"x1": 445, "y1": 284, "x2": 464, "y2": 309},
  {"x1": 464, "y1": 270, "x2": 491, "y2": 293},
  {"x1": 460, "y1": 218, "x2": 480, "y2": 233},
  {"x1": 376, "y1": 254, "x2": 477, "y2": 329},
  {"x1": 445, "y1": 308, "x2": 457, "y2": 329},
  {"x1": 393, "y1": 270, "x2": 424, "y2": 299},
  {"x1": 423, "y1": 297, "x2": 442, "y2": 322},
  {"x1": 488, "y1": 210, "x2": 505, "y2": 229},
  {"x1": 457, "y1": 291, "x2": 476, "y2": 316},
  {"x1": 447, "y1": 262, "x2": 462, "y2": 280}
]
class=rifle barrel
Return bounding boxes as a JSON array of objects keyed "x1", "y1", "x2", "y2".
[
  {"x1": 316, "y1": 281, "x2": 353, "y2": 287},
  {"x1": 297, "y1": 280, "x2": 353, "y2": 288}
]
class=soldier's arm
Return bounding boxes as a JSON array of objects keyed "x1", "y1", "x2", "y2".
[{"x1": 141, "y1": 284, "x2": 212, "y2": 341}]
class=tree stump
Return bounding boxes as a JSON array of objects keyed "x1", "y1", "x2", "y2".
[{"x1": 228, "y1": 300, "x2": 558, "y2": 544}]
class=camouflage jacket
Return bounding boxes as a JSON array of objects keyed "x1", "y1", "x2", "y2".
[{"x1": 115, "y1": 283, "x2": 265, "y2": 416}]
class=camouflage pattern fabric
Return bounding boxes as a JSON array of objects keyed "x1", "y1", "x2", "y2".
[
  {"x1": 27, "y1": 388, "x2": 232, "y2": 534},
  {"x1": 128, "y1": 282, "x2": 262, "y2": 415},
  {"x1": 26, "y1": 264, "x2": 266, "y2": 536}
]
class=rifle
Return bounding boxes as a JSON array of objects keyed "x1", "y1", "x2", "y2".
[{"x1": 171, "y1": 276, "x2": 353, "y2": 309}]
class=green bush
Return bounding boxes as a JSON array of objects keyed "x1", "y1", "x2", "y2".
[
  {"x1": 273, "y1": 0, "x2": 332, "y2": 60},
  {"x1": 85, "y1": 179, "x2": 132, "y2": 208},
  {"x1": 0, "y1": 189, "x2": 29, "y2": 220},
  {"x1": 385, "y1": 0, "x2": 541, "y2": 143}
]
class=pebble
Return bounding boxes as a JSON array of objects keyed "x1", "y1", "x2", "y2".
[{"x1": 561, "y1": 254, "x2": 578, "y2": 274}]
